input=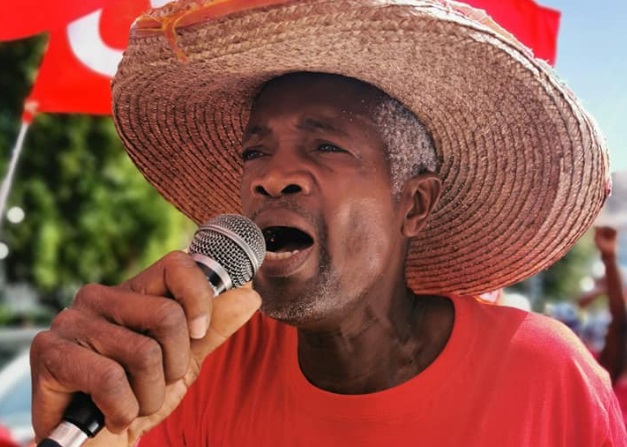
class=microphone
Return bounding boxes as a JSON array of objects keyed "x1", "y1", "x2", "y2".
[{"x1": 38, "y1": 214, "x2": 266, "y2": 447}]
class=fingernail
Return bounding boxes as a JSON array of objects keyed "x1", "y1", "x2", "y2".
[{"x1": 189, "y1": 315, "x2": 209, "y2": 339}]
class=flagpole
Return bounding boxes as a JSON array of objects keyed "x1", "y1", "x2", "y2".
[{"x1": 0, "y1": 118, "x2": 31, "y2": 232}]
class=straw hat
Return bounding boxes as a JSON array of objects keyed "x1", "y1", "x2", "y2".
[{"x1": 111, "y1": 0, "x2": 610, "y2": 295}]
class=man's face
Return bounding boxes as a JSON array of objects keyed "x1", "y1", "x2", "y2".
[{"x1": 240, "y1": 74, "x2": 408, "y2": 328}]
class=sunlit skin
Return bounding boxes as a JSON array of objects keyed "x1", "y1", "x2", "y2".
[{"x1": 240, "y1": 73, "x2": 454, "y2": 394}]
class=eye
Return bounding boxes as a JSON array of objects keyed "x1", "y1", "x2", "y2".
[
  {"x1": 240, "y1": 148, "x2": 265, "y2": 161},
  {"x1": 317, "y1": 143, "x2": 346, "y2": 153}
]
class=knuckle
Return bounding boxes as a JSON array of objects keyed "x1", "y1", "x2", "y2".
[
  {"x1": 106, "y1": 403, "x2": 140, "y2": 433},
  {"x1": 30, "y1": 332, "x2": 62, "y2": 381},
  {"x1": 30, "y1": 330, "x2": 53, "y2": 357},
  {"x1": 132, "y1": 337, "x2": 163, "y2": 372},
  {"x1": 93, "y1": 365, "x2": 140, "y2": 431},
  {"x1": 31, "y1": 334, "x2": 76, "y2": 390},
  {"x1": 98, "y1": 364, "x2": 130, "y2": 398},
  {"x1": 162, "y1": 250, "x2": 190, "y2": 267},
  {"x1": 49, "y1": 307, "x2": 79, "y2": 331},
  {"x1": 72, "y1": 283, "x2": 106, "y2": 308},
  {"x1": 154, "y1": 300, "x2": 186, "y2": 331}
]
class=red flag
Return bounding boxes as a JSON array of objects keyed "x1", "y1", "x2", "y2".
[
  {"x1": 5, "y1": 0, "x2": 559, "y2": 118},
  {"x1": 24, "y1": 0, "x2": 151, "y2": 117},
  {"x1": 464, "y1": 0, "x2": 560, "y2": 65},
  {"x1": 0, "y1": 0, "x2": 109, "y2": 41}
]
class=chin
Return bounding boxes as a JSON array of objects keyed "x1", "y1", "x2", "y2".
[
  {"x1": 258, "y1": 294, "x2": 321, "y2": 327},
  {"x1": 261, "y1": 295, "x2": 365, "y2": 333},
  {"x1": 254, "y1": 264, "x2": 343, "y2": 327},
  {"x1": 257, "y1": 285, "x2": 339, "y2": 328}
]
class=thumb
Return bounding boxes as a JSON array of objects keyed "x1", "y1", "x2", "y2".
[{"x1": 191, "y1": 284, "x2": 261, "y2": 360}]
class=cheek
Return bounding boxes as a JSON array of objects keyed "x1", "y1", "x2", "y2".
[{"x1": 332, "y1": 198, "x2": 398, "y2": 272}]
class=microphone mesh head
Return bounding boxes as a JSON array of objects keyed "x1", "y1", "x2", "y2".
[{"x1": 188, "y1": 214, "x2": 266, "y2": 288}]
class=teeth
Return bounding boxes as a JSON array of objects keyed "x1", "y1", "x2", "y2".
[{"x1": 265, "y1": 250, "x2": 299, "y2": 261}]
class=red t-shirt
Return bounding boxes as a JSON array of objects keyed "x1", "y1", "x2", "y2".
[
  {"x1": 139, "y1": 295, "x2": 627, "y2": 446},
  {"x1": 614, "y1": 376, "x2": 627, "y2": 428}
]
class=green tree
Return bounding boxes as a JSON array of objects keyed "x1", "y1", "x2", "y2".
[{"x1": 0, "y1": 38, "x2": 195, "y2": 318}]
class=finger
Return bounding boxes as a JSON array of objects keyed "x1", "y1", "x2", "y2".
[
  {"x1": 72, "y1": 283, "x2": 190, "y2": 382},
  {"x1": 51, "y1": 307, "x2": 167, "y2": 417},
  {"x1": 120, "y1": 251, "x2": 214, "y2": 340},
  {"x1": 31, "y1": 331, "x2": 139, "y2": 438},
  {"x1": 191, "y1": 284, "x2": 261, "y2": 362}
]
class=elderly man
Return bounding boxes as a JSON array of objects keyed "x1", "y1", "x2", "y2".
[{"x1": 30, "y1": 0, "x2": 626, "y2": 446}]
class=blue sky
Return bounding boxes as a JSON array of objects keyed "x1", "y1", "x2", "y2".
[{"x1": 543, "y1": 0, "x2": 627, "y2": 172}]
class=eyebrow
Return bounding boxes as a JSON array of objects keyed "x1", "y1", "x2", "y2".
[
  {"x1": 243, "y1": 124, "x2": 270, "y2": 141},
  {"x1": 296, "y1": 116, "x2": 348, "y2": 136},
  {"x1": 243, "y1": 115, "x2": 350, "y2": 141}
]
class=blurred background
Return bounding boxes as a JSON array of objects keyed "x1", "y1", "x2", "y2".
[
  {"x1": 0, "y1": 40, "x2": 197, "y2": 447},
  {"x1": 0, "y1": 0, "x2": 625, "y2": 445}
]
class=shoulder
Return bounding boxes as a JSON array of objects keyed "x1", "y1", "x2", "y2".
[
  {"x1": 454, "y1": 296, "x2": 624, "y2": 425},
  {"x1": 510, "y1": 306, "x2": 586, "y2": 353},
  {"x1": 453, "y1": 295, "x2": 609, "y2": 380},
  {"x1": 457, "y1": 295, "x2": 582, "y2": 347}
]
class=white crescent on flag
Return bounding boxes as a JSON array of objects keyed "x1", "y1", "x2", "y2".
[
  {"x1": 67, "y1": 10, "x2": 122, "y2": 78},
  {"x1": 67, "y1": 0, "x2": 170, "y2": 78}
]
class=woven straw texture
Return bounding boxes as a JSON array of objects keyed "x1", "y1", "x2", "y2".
[{"x1": 112, "y1": 0, "x2": 610, "y2": 295}]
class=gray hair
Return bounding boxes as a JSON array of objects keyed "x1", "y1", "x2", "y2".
[{"x1": 372, "y1": 96, "x2": 439, "y2": 196}]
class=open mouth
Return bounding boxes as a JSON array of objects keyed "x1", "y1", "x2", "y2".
[{"x1": 263, "y1": 226, "x2": 314, "y2": 260}]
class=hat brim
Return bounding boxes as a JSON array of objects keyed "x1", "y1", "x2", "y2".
[{"x1": 112, "y1": 0, "x2": 609, "y2": 295}]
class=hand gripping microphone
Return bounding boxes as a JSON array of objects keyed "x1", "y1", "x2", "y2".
[{"x1": 38, "y1": 214, "x2": 266, "y2": 447}]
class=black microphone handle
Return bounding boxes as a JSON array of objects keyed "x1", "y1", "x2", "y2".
[{"x1": 37, "y1": 392, "x2": 104, "y2": 447}]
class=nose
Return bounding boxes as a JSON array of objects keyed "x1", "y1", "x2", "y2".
[{"x1": 249, "y1": 156, "x2": 312, "y2": 199}]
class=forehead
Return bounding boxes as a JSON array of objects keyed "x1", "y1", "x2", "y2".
[{"x1": 249, "y1": 73, "x2": 383, "y2": 125}]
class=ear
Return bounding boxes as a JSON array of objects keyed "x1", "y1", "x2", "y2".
[{"x1": 400, "y1": 173, "x2": 442, "y2": 238}]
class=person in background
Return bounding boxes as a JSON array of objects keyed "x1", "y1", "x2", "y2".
[{"x1": 579, "y1": 226, "x2": 627, "y2": 424}]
